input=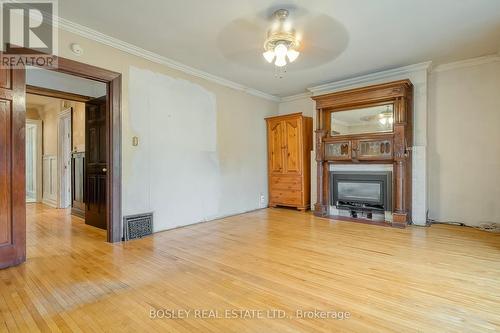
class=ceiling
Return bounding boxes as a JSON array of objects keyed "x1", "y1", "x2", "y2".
[{"x1": 58, "y1": 0, "x2": 500, "y2": 97}]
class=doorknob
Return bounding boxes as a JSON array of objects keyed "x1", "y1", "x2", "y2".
[{"x1": 102, "y1": 168, "x2": 107, "y2": 172}]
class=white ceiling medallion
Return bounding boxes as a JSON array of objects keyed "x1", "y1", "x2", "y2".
[{"x1": 262, "y1": 9, "x2": 300, "y2": 78}]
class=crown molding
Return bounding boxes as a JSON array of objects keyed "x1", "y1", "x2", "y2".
[
  {"x1": 55, "y1": 16, "x2": 281, "y2": 102},
  {"x1": 280, "y1": 92, "x2": 312, "y2": 103},
  {"x1": 431, "y1": 54, "x2": 500, "y2": 73},
  {"x1": 307, "y1": 61, "x2": 432, "y2": 96}
]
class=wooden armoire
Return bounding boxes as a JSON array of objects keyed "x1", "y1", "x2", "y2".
[{"x1": 266, "y1": 113, "x2": 313, "y2": 211}]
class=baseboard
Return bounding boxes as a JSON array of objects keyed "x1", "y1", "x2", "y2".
[
  {"x1": 150, "y1": 207, "x2": 267, "y2": 236},
  {"x1": 42, "y1": 198, "x2": 58, "y2": 208}
]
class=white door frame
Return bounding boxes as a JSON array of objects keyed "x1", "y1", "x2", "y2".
[
  {"x1": 58, "y1": 107, "x2": 72, "y2": 208},
  {"x1": 26, "y1": 119, "x2": 42, "y2": 203}
]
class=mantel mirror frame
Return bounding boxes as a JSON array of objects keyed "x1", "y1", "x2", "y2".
[
  {"x1": 327, "y1": 100, "x2": 396, "y2": 138},
  {"x1": 311, "y1": 80, "x2": 414, "y2": 227}
]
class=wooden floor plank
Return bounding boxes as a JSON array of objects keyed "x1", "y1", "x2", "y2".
[{"x1": 0, "y1": 203, "x2": 499, "y2": 332}]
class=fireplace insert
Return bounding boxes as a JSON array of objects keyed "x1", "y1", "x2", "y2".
[{"x1": 330, "y1": 171, "x2": 392, "y2": 212}]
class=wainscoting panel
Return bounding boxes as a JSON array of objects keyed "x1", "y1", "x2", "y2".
[{"x1": 42, "y1": 155, "x2": 58, "y2": 208}]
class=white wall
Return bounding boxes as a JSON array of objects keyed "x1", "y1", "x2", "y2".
[
  {"x1": 128, "y1": 67, "x2": 220, "y2": 231},
  {"x1": 54, "y1": 28, "x2": 278, "y2": 233},
  {"x1": 428, "y1": 60, "x2": 500, "y2": 226}
]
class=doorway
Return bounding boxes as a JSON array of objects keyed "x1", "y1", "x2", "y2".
[
  {"x1": 0, "y1": 55, "x2": 122, "y2": 269},
  {"x1": 25, "y1": 119, "x2": 42, "y2": 203},
  {"x1": 59, "y1": 107, "x2": 72, "y2": 208}
]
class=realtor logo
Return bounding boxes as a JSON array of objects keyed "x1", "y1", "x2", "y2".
[{"x1": 0, "y1": 0, "x2": 58, "y2": 68}]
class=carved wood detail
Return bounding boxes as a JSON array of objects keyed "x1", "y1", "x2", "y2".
[{"x1": 311, "y1": 80, "x2": 413, "y2": 226}]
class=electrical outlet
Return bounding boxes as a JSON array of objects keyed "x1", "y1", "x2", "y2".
[{"x1": 259, "y1": 193, "x2": 266, "y2": 208}]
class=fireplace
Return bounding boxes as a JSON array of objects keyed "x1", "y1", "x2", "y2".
[
  {"x1": 330, "y1": 171, "x2": 392, "y2": 220},
  {"x1": 312, "y1": 80, "x2": 413, "y2": 227}
]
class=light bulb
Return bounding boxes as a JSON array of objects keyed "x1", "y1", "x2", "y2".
[
  {"x1": 263, "y1": 50, "x2": 275, "y2": 63},
  {"x1": 287, "y1": 49, "x2": 299, "y2": 62},
  {"x1": 275, "y1": 55, "x2": 287, "y2": 67},
  {"x1": 274, "y1": 43, "x2": 288, "y2": 58},
  {"x1": 379, "y1": 118, "x2": 387, "y2": 125}
]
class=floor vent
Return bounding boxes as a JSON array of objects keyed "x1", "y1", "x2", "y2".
[{"x1": 123, "y1": 213, "x2": 153, "y2": 241}]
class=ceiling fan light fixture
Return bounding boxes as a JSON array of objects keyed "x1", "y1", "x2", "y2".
[
  {"x1": 275, "y1": 55, "x2": 287, "y2": 67},
  {"x1": 262, "y1": 9, "x2": 301, "y2": 73},
  {"x1": 263, "y1": 50, "x2": 275, "y2": 63},
  {"x1": 274, "y1": 43, "x2": 288, "y2": 58},
  {"x1": 287, "y1": 49, "x2": 299, "y2": 62}
]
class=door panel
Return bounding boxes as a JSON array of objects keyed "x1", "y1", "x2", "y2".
[
  {"x1": 0, "y1": 69, "x2": 11, "y2": 89},
  {"x1": 85, "y1": 96, "x2": 107, "y2": 230},
  {"x1": 0, "y1": 67, "x2": 26, "y2": 269},
  {"x1": 0, "y1": 100, "x2": 12, "y2": 246},
  {"x1": 283, "y1": 118, "x2": 301, "y2": 174},
  {"x1": 268, "y1": 119, "x2": 283, "y2": 174}
]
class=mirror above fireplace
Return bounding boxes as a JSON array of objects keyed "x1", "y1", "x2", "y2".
[{"x1": 330, "y1": 104, "x2": 394, "y2": 136}]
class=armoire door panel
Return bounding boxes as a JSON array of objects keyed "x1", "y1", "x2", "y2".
[
  {"x1": 268, "y1": 119, "x2": 283, "y2": 174},
  {"x1": 284, "y1": 118, "x2": 301, "y2": 174}
]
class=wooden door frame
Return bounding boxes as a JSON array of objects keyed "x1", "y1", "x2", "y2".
[{"x1": 30, "y1": 57, "x2": 122, "y2": 243}]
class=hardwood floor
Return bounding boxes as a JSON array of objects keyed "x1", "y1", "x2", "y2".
[{"x1": 1, "y1": 203, "x2": 499, "y2": 332}]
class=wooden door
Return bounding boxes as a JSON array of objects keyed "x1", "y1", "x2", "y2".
[
  {"x1": 0, "y1": 67, "x2": 26, "y2": 269},
  {"x1": 268, "y1": 119, "x2": 284, "y2": 174},
  {"x1": 283, "y1": 117, "x2": 302, "y2": 174},
  {"x1": 85, "y1": 96, "x2": 107, "y2": 230}
]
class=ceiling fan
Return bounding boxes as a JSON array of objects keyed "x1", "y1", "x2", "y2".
[
  {"x1": 360, "y1": 106, "x2": 394, "y2": 125},
  {"x1": 262, "y1": 9, "x2": 300, "y2": 68},
  {"x1": 216, "y1": 7, "x2": 348, "y2": 75}
]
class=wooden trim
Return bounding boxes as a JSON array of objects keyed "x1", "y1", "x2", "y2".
[
  {"x1": 26, "y1": 85, "x2": 92, "y2": 102},
  {"x1": 108, "y1": 76, "x2": 122, "y2": 242},
  {"x1": 326, "y1": 100, "x2": 396, "y2": 113},
  {"x1": 31, "y1": 56, "x2": 122, "y2": 243},
  {"x1": 312, "y1": 79, "x2": 412, "y2": 110},
  {"x1": 265, "y1": 112, "x2": 303, "y2": 120},
  {"x1": 323, "y1": 132, "x2": 394, "y2": 143}
]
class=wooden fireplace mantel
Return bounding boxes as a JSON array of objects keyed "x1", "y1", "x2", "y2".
[{"x1": 311, "y1": 80, "x2": 413, "y2": 227}]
